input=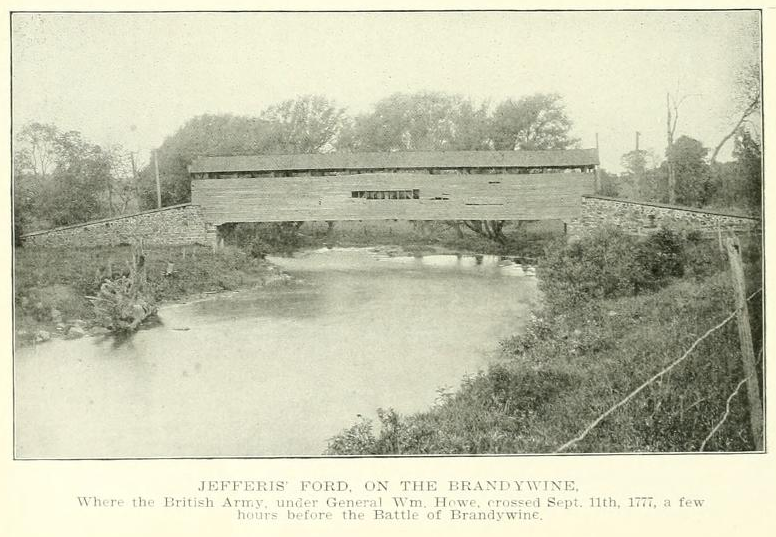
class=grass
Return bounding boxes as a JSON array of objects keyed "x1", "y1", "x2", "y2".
[
  {"x1": 14, "y1": 244, "x2": 280, "y2": 344},
  {"x1": 327, "y1": 233, "x2": 763, "y2": 454}
]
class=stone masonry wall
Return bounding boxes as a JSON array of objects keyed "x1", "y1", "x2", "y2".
[
  {"x1": 21, "y1": 204, "x2": 209, "y2": 248},
  {"x1": 568, "y1": 195, "x2": 760, "y2": 239}
]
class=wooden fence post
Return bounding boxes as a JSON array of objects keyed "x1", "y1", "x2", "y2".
[{"x1": 725, "y1": 236, "x2": 763, "y2": 450}]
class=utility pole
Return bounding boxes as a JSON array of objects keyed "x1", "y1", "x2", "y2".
[
  {"x1": 129, "y1": 151, "x2": 140, "y2": 209},
  {"x1": 153, "y1": 150, "x2": 162, "y2": 209},
  {"x1": 666, "y1": 93, "x2": 676, "y2": 204},
  {"x1": 635, "y1": 131, "x2": 641, "y2": 151},
  {"x1": 594, "y1": 132, "x2": 601, "y2": 194}
]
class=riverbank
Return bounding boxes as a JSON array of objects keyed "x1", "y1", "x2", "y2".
[
  {"x1": 327, "y1": 229, "x2": 763, "y2": 454},
  {"x1": 14, "y1": 244, "x2": 289, "y2": 346}
]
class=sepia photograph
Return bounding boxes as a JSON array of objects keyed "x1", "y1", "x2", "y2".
[{"x1": 11, "y1": 9, "x2": 763, "y2": 460}]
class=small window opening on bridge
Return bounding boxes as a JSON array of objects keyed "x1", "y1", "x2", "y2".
[
  {"x1": 488, "y1": 181, "x2": 501, "y2": 184},
  {"x1": 351, "y1": 189, "x2": 420, "y2": 200}
]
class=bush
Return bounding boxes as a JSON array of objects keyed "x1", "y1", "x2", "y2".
[
  {"x1": 538, "y1": 226, "x2": 731, "y2": 312},
  {"x1": 636, "y1": 228, "x2": 686, "y2": 289},
  {"x1": 538, "y1": 227, "x2": 646, "y2": 311}
]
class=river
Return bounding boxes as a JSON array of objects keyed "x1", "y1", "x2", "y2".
[{"x1": 14, "y1": 248, "x2": 537, "y2": 458}]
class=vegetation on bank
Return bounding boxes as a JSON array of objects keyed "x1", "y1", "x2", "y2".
[
  {"x1": 327, "y1": 228, "x2": 763, "y2": 454},
  {"x1": 14, "y1": 244, "x2": 282, "y2": 345},
  {"x1": 14, "y1": 220, "x2": 552, "y2": 345},
  {"x1": 223, "y1": 219, "x2": 561, "y2": 259}
]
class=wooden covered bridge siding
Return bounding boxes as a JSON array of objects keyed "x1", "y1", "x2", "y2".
[
  {"x1": 192, "y1": 172, "x2": 595, "y2": 225},
  {"x1": 188, "y1": 149, "x2": 599, "y2": 245}
]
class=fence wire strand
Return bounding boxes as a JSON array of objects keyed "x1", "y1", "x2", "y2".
[
  {"x1": 700, "y1": 376, "x2": 750, "y2": 452},
  {"x1": 554, "y1": 288, "x2": 762, "y2": 454}
]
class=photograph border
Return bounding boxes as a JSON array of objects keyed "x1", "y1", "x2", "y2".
[{"x1": 9, "y1": 6, "x2": 767, "y2": 461}]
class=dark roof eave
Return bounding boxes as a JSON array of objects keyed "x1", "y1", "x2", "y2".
[{"x1": 188, "y1": 149, "x2": 600, "y2": 174}]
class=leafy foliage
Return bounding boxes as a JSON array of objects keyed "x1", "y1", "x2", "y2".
[
  {"x1": 669, "y1": 135, "x2": 712, "y2": 207},
  {"x1": 490, "y1": 93, "x2": 578, "y2": 150},
  {"x1": 340, "y1": 92, "x2": 492, "y2": 151},
  {"x1": 136, "y1": 114, "x2": 276, "y2": 208},
  {"x1": 260, "y1": 95, "x2": 345, "y2": 153},
  {"x1": 538, "y1": 226, "x2": 711, "y2": 313},
  {"x1": 538, "y1": 227, "x2": 646, "y2": 311},
  {"x1": 14, "y1": 123, "x2": 125, "y2": 229}
]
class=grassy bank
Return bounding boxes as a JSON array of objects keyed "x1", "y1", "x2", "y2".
[
  {"x1": 14, "y1": 244, "x2": 284, "y2": 345},
  {"x1": 327, "y1": 229, "x2": 763, "y2": 454}
]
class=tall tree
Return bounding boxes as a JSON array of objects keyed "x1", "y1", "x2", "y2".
[
  {"x1": 621, "y1": 149, "x2": 648, "y2": 176},
  {"x1": 341, "y1": 92, "x2": 491, "y2": 152},
  {"x1": 136, "y1": 114, "x2": 275, "y2": 208},
  {"x1": 15, "y1": 122, "x2": 60, "y2": 179},
  {"x1": 711, "y1": 62, "x2": 761, "y2": 164},
  {"x1": 14, "y1": 123, "x2": 120, "y2": 230},
  {"x1": 665, "y1": 91, "x2": 701, "y2": 204},
  {"x1": 260, "y1": 95, "x2": 346, "y2": 153},
  {"x1": 669, "y1": 135, "x2": 711, "y2": 207},
  {"x1": 732, "y1": 128, "x2": 761, "y2": 212},
  {"x1": 490, "y1": 93, "x2": 578, "y2": 150},
  {"x1": 44, "y1": 131, "x2": 114, "y2": 226}
]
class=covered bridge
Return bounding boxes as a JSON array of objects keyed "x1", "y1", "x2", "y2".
[{"x1": 189, "y1": 149, "x2": 599, "y2": 245}]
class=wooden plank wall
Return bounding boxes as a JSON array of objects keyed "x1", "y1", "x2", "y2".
[{"x1": 191, "y1": 172, "x2": 595, "y2": 225}]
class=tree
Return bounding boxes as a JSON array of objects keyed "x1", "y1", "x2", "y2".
[
  {"x1": 669, "y1": 135, "x2": 711, "y2": 207},
  {"x1": 136, "y1": 114, "x2": 275, "y2": 208},
  {"x1": 14, "y1": 122, "x2": 121, "y2": 230},
  {"x1": 665, "y1": 91, "x2": 701, "y2": 204},
  {"x1": 15, "y1": 122, "x2": 59, "y2": 179},
  {"x1": 711, "y1": 62, "x2": 761, "y2": 164},
  {"x1": 731, "y1": 128, "x2": 761, "y2": 212},
  {"x1": 490, "y1": 93, "x2": 578, "y2": 151},
  {"x1": 260, "y1": 95, "x2": 346, "y2": 153},
  {"x1": 340, "y1": 92, "x2": 491, "y2": 152},
  {"x1": 44, "y1": 131, "x2": 114, "y2": 226},
  {"x1": 621, "y1": 149, "x2": 648, "y2": 176},
  {"x1": 138, "y1": 97, "x2": 346, "y2": 208}
]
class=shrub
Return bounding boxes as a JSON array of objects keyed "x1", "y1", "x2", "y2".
[
  {"x1": 538, "y1": 227, "x2": 646, "y2": 311},
  {"x1": 636, "y1": 228, "x2": 686, "y2": 289}
]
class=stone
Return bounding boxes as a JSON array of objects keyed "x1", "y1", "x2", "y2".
[
  {"x1": 50, "y1": 308, "x2": 63, "y2": 323},
  {"x1": 21, "y1": 205, "x2": 207, "y2": 248},
  {"x1": 66, "y1": 325, "x2": 86, "y2": 338},
  {"x1": 34, "y1": 330, "x2": 51, "y2": 343}
]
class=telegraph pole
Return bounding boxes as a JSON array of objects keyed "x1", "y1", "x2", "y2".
[
  {"x1": 129, "y1": 151, "x2": 140, "y2": 209},
  {"x1": 594, "y1": 133, "x2": 601, "y2": 194},
  {"x1": 153, "y1": 150, "x2": 162, "y2": 209},
  {"x1": 666, "y1": 93, "x2": 676, "y2": 204}
]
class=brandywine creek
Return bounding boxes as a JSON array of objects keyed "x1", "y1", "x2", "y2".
[{"x1": 15, "y1": 248, "x2": 536, "y2": 458}]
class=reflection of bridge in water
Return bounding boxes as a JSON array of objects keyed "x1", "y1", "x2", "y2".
[{"x1": 188, "y1": 149, "x2": 599, "y2": 248}]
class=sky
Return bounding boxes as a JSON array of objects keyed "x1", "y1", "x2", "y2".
[{"x1": 11, "y1": 10, "x2": 761, "y2": 172}]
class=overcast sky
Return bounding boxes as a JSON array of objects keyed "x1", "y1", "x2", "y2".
[{"x1": 12, "y1": 10, "x2": 761, "y2": 171}]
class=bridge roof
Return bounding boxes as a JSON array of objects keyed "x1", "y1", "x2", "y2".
[{"x1": 189, "y1": 149, "x2": 599, "y2": 173}]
